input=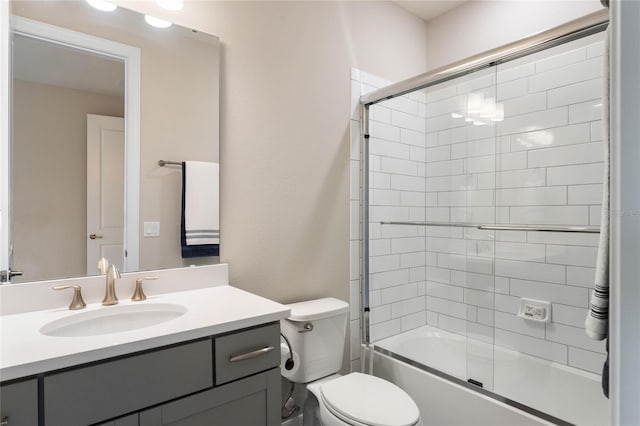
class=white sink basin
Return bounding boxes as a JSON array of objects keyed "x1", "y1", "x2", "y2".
[{"x1": 40, "y1": 303, "x2": 188, "y2": 337}]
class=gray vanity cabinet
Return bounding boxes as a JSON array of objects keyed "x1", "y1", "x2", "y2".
[
  {"x1": 35, "y1": 322, "x2": 281, "y2": 426},
  {"x1": 0, "y1": 379, "x2": 39, "y2": 426},
  {"x1": 139, "y1": 368, "x2": 280, "y2": 426}
]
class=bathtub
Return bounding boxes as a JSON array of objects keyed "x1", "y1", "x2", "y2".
[{"x1": 374, "y1": 326, "x2": 610, "y2": 426}]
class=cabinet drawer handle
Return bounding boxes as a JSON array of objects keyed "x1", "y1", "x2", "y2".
[
  {"x1": 1, "y1": 416, "x2": 9, "y2": 426},
  {"x1": 229, "y1": 346, "x2": 274, "y2": 362}
]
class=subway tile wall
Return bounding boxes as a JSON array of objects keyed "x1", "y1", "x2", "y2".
[{"x1": 350, "y1": 32, "x2": 605, "y2": 378}]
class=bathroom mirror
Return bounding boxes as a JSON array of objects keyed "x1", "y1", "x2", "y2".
[{"x1": 4, "y1": 0, "x2": 220, "y2": 284}]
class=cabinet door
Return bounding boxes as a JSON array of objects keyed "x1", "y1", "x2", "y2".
[
  {"x1": 97, "y1": 413, "x2": 139, "y2": 426},
  {"x1": 139, "y1": 368, "x2": 280, "y2": 426},
  {"x1": 0, "y1": 379, "x2": 38, "y2": 426}
]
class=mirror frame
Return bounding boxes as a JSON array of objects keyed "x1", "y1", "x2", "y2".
[{"x1": 6, "y1": 16, "x2": 142, "y2": 277}]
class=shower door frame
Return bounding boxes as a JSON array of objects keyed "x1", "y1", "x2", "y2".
[{"x1": 358, "y1": 8, "x2": 609, "y2": 425}]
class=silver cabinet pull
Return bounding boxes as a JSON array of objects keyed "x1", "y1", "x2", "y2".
[
  {"x1": 298, "y1": 323, "x2": 313, "y2": 333},
  {"x1": 1, "y1": 416, "x2": 9, "y2": 425},
  {"x1": 229, "y1": 346, "x2": 274, "y2": 362},
  {"x1": 89, "y1": 233, "x2": 103, "y2": 239}
]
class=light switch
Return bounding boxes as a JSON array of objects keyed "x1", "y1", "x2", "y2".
[{"x1": 144, "y1": 221, "x2": 160, "y2": 237}]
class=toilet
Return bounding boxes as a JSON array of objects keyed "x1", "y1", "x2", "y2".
[{"x1": 280, "y1": 298, "x2": 422, "y2": 426}]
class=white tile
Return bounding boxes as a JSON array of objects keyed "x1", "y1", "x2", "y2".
[
  {"x1": 371, "y1": 121, "x2": 400, "y2": 142},
  {"x1": 370, "y1": 290, "x2": 381, "y2": 307},
  {"x1": 351, "y1": 81, "x2": 361, "y2": 120},
  {"x1": 350, "y1": 281, "x2": 360, "y2": 320},
  {"x1": 568, "y1": 347, "x2": 606, "y2": 374},
  {"x1": 591, "y1": 120, "x2": 603, "y2": 142},
  {"x1": 426, "y1": 95, "x2": 463, "y2": 118},
  {"x1": 392, "y1": 110, "x2": 426, "y2": 132},
  {"x1": 590, "y1": 205, "x2": 602, "y2": 226},
  {"x1": 390, "y1": 175, "x2": 426, "y2": 192},
  {"x1": 361, "y1": 71, "x2": 389, "y2": 88},
  {"x1": 495, "y1": 242, "x2": 546, "y2": 262},
  {"x1": 495, "y1": 169, "x2": 546, "y2": 188},
  {"x1": 495, "y1": 187, "x2": 566, "y2": 206},
  {"x1": 567, "y1": 266, "x2": 596, "y2": 288},
  {"x1": 370, "y1": 304, "x2": 391, "y2": 325},
  {"x1": 370, "y1": 138, "x2": 410, "y2": 159},
  {"x1": 409, "y1": 90, "x2": 426, "y2": 103},
  {"x1": 497, "y1": 63, "x2": 535, "y2": 83},
  {"x1": 497, "y1": 107, "x2": 568, "y2": 137},
  {"x1": 534, "y1": 46, "x2": 586, "y2": 73},
  {"x1": 350, "y1": 241, "x2": 360, "y2": 279},
  {"x1": 426, "y1": 84, "x2": 457, "y2": 102},
  {"x1": 457, "y1": 73, "x2": 495, "y2": 94},
  {"x1": 497, "y1": 78, "x2": 527, "y2": 101},
  {"x1": 350, "y1": 120, "x2": 361, "y2": 160},
  {"x1": 451, "y1": 142, "x2": 467, "y2": 159},
  {"x1": 425, "y1": 208, "x2": 449, "y2": 222},
  {"x1": 385, "y1": 96, "x2": 419, "y2": 115},
  {"x1": 547, "y1": 163, "x2": 604, "y2": 185},
  {"x1": 477, "y1": 308, "x2": 495, "y2": 326},
  {"x1": 350, "y1": 161, "x2": 360, "y2": 201},
  {"x1": 425, "y1": 160, "x2": 464, "y2": 177},
  {"x1": 495, "y1": 294, "x2": 520, "y2": 314},
  {"x1": 380, "y1": 224, "x2": 418, "y2": 239},
  {"x1": 371, "y1": 105, "x2": 392, "y2": 123},
  {"x1": 410, "y1": 266, "x2": 426, "y2": 283},
  {"x1": 437, "y1": 314, "x2": 467, "y2": 336},
  {"x1": 391, "y1": 297, "x2": 426, "y2": 318},
  {"x1": 370, "y1": 319, "x2": 401, "y2": 342},
  {"x1": 370, "y1": 239, "x2": 390, "y2": 256},
  {"x1": 351, "y1": 68, "x2": 361, "y2": 81},
  {"x1": 466, "y1": 155, "x2": 495, "y2": 174},
  {"x1": 400, "y1": 191, "x2": 426, "y2": 208},
  {"x1": 528, "y1": 57, "x2": 603, "y2": 92},
  {"x1": 568, "y1": 184, "x2": 603, "y2": 205},
  {"x1": 546, "y1": 245, "x2": 598, "y2": 267},
  {"x1": 495, "y1": 329, "x2": 567, "y2": 363},
  {"x1": 381, "y1": 283, "x2": 418, "y2": 304},
  {"x1": 569, "y1": 99, "x2": 603, "y2": 124},
  {"x1": 391, "y1": 237, "x2": 426, "y2": 254},
  {"x1": 410, "y1": 146, "x2": 426, "y2": 162},
  {"x1": 464, "y1": 288, "x2": 494, "y2": 309},
  {"x1": 426, "y1": 296, "x2": 467, "y2": 319},
  {"x1": 454, "y1": 271, "x2": 495, "y2": 292},
  {"x1": 370, "y1": 206, "x2": 408, "y2": 223},
  {"x1": 528, "y1": 142, "x2": 603, "y2": 168},
  {"x1": 494, "y1": 311, "x2": 546, "y2": 338},
  {"x1": 400, "y1": 128, "x2": 426, "y2": 147},
  {"x1": 468, "y1": 321, "x2": 495, "y2": 345},
  {"x1": 497, "y1": 152, "x2": 527, "y2": 171},
  {"x1": 400, "y1": 311, "x2": 427, "y2": 332},
  {"x1": 370, "y1": 254, "x2": 400, "y2": 273},
  {"x1": 426, "y1": 237, "x2": 466, "y2": 255},
  {"x1": 400, "y1": 252, "x2": 427, "y2": 268},
  {"x1": 380, "y1": 157, "x2": 418, "y2": 176},
  {"x1": 426, "y1": 310, "x2": 439, "y2": 325},
  {"x1": 426, "y1": 145, "x2": 451, "y2": 163},
  {"x1": 371, "y1": 172, "x2": 391, "y2": 189},
  {"x1": 586, "y1": 41, "x2": 604, "y2": 58},
  {"x1": 426, "y1": 266, "x2": 451, "y2": 284},
  {"x1": 503, "y1": 92, "x2": 547, "y2": 117},
  {"x1": 510, "y1": 279, "x2": 588, "y2": 307},
  {"x1": 510, "y1": 123, "x2": 591, "y2": 152},
  {"x1": 510, "y1": 206, "x2": 589, "y2": 226},
  {"x1": 350, "y1": 319, "x2": 361, "y2": 359},
  {"x1": 371, "y1": 268, "x2": 409, "y2": 290},
  {"x1": 495, "y1": 260, "x2": 565, "y2": 284},
  {"x1": 426, "y1": 281, "x2": 464, "y2": 302},
  {"x1": 552, "y1": 304, "x2": 589, "y2": 328},
  {"x1": 546, "y1": 323, "x2": 606, "y2": 353},
  {"x1": 466, "y1": 305, "x2": 478, "y2": 322},
  {"x1": 548, "y1": 78, "x2": 601, "y2": 108},
  {"x1": 371, "y1": 189, "x2": 400, "y2": 206}
]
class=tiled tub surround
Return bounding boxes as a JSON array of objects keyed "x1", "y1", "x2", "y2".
[{"x1": 354, "y1": 30, "x2": 607, "y2": 395}]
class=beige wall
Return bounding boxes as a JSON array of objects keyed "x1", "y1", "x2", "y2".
[
  {"x1": 114, "y1": 1, "x2": 429, "y2": 305},
  {"x1": 12, "y1": 0, "x2": 220, "y2": 272},
  {"x1": 425, "y1": 0, "x2": 604, "y2": 71},
  {"x1": 12, "y1": 79, "x2": 124, "y2": 282}
]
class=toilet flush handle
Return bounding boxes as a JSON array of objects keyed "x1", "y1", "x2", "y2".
[{"x1": 298, "y1": 323, "x2": 313, "y2": 333}]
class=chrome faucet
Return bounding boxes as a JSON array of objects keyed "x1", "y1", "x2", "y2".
[{"x1": 102, "y1": 264, "x2": 121, "y2": 306}]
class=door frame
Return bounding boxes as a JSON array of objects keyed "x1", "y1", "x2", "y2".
[{"x1": 5, "y1": 16, "x2": 141, "y2": 273}]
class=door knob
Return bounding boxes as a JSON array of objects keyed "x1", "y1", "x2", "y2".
[{"x1": 89, "y1": 233, "x2": 103, "y2": 240}]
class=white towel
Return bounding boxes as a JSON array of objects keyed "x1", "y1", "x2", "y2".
[
  {"x1": 184, "y1": 161, "x2": 219, "y2": 246},
  {"x1": 585, "y1": 28, "x2": 610, "y2": 341}
]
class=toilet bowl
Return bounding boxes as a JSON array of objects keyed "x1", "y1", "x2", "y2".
[
  {"x1": 280, "y1": 298, "x2": 422, "y2": 426},
  {"x1": 304, "y1": 373, "x2": 422, "y2": 426}
]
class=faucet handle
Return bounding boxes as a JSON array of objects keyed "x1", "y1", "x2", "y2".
[
  {"x1": 132, "y1": 276, "x2": 158, "y2": 301},
  {"x1": 53, "y1": 285, "x2": 86, "y2": 310}
]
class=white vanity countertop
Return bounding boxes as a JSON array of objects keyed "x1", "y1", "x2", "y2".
[{"x1": 0, "y1": 285, "x2": 290, "y2": 381}]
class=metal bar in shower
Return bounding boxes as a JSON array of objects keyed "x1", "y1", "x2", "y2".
[
  {"x1": 380, "y1": 221, "x2": 600, "y2": 233},
  {"x1": 360, "y1": 9, "x2": 609, "y2": 106},
  {"x1": 158, "y1": 160, "x2": 182, "y2": 167}
]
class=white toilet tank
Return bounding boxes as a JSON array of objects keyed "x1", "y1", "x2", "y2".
[{"x1": 280, "y1": 298, "x2": 349, "y2": 383}]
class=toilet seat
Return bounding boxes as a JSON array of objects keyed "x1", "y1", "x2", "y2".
[{"x1": 319, "y1": 373, "x2": 420, "y2": 426}]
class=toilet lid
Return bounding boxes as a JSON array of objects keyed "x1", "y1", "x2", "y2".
[{"x1": 320, "y1": 373, "x2": 420, "y2": 426}]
